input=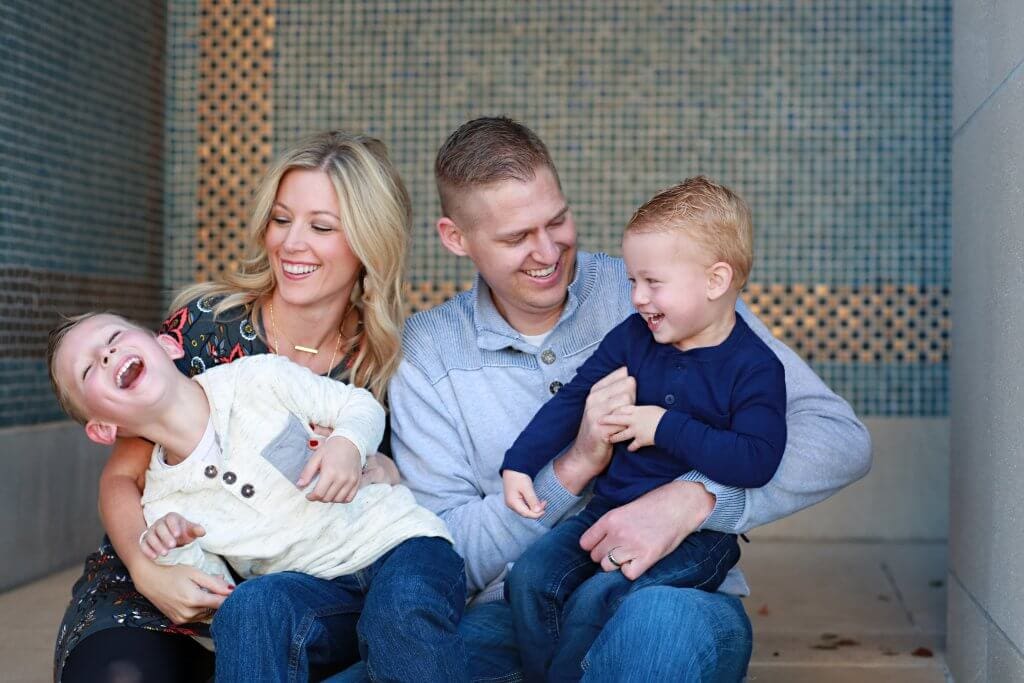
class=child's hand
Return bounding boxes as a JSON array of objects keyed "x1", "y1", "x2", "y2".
[
  {"x1": 502, "y1": 470, "x2": 547, "y2": 519},
  {"x1": 601, "y1": 405, "x2": 667, "y2": 452},
  {"x1": 141, "y1": 512, "x2": 206, "y2": 559},
  {"x1": 298, "y1": 435, "x2": 362, "y2": 503}
]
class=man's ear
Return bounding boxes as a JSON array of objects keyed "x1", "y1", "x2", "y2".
[
  {"x1": 156, "y1": 334, "x2": 185, "y2": 360},
  {"x1": 706, "y1": 262, "x2": 735, "y2": 301},
  {"x1": 85, "y1": 420, "x2": 118, "y2": 446},
  {"x1": 437, "y1": 217, "x2": 470, "y2": 257}
]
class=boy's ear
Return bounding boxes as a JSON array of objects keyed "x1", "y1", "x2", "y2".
[
  {"x1": 85, "y1": 420, "x2": 119, "y2": 446},
  {"x1": 437, "y1": 217, "x2": 470, "y2": 257},
  {"x1": 706, "y1": 262, "x2": 735, "y2": 301},
  {"x1": 156, "y1": 334, "x2": 185, "y2": 360}
]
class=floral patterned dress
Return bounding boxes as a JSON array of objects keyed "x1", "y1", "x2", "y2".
[{"x1": 53, "y1": 296, "x2": 359, "y2": 680}]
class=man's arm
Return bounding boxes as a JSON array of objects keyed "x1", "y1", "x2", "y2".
[
  {"x1": 390, "y1": 359, "x2": 584, "y2": 594},
  {"x1": 730, "y1": 301, "x2": 872, "y2": 532}
]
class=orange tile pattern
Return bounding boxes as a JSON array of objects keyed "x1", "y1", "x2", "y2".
[
  {"x1": 404, "y1": 280, "x2": 951, "y2": 365},
  {"x1": 195, "y1": 0, "x2": 275, "y2": 279}
]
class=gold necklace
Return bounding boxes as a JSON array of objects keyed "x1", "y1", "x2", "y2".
[{"x1": 268, "y1": 302, "x2": 345, "y2": 375}]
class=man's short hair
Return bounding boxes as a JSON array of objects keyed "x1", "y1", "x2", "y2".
[
  {"x1": 627, "y1": 176, "x2": 754, "y2": 290},
  {"x1": 434, "y1": 116, "x2": 561, "y2": 220}
]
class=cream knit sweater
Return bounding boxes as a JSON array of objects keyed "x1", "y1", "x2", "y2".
[{"x1": 141, "y1": 354, "x2": 451, "y2": 581}]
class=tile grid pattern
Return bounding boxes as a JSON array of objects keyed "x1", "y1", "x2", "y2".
[
  {"x1": 0, "y1": 1, "x2": 166, "y2": 427},
  {"x1": 166, "y1": 0, "x2": 951, "y2": 416}
]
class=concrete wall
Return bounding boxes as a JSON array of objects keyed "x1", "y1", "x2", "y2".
[
  {"x1": 0, "y1": 423, "x2": 109, "y2": 592},
  {"x1": 0, "y1": 0, "x2": 165, "y2": 588},
  {"x1": 758, "y1": 418, "x2": 949, "y2": 541},
  {"x1": 948, "y1": 1, "x2": 1024, "y2": 679}
]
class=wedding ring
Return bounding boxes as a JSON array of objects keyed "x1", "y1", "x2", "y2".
[{"x1": 607, "y1": 546, "x2": 625, "y2": 568}]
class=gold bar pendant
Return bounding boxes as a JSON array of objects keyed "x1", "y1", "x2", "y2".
[{"x1": 294, "y1": 345, "x2": 319, "y2": 354}]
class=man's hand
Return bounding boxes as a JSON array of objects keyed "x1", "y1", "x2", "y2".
[
  {"x1": 602, "y1": 405, "x2": 667, "y2": 452},
  {"x1": 579, "y1": 480, "x2": 715, "y2": 580},
  {"x1": 503, "y1": 470, "x2": 547, "y2": 519},
  {"x1": 140, "y1": 512, "x2": 205, "y2": 559},
  {"x1": 555, "y1": 367, "x2": 636, "y2": 494},
  {"x1": 359, "y1": 452, "x2": 401, "y2": 488},
  {"x1": 298, "y1": 436, "x2": 362, "y2": 503},
  {"x1": 132, "y1": 561, "x2": 234, "y2": 625}
]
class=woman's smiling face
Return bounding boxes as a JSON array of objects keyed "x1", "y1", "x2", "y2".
[{"x1": 264, "y1": 168, "x2": 362, "y2": 309}]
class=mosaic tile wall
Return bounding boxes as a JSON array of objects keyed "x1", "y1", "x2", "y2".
[
  {"x1": 166, "y1": 0, "x2": 951, "y2": 417},
  {"x1": 0, "y1": 1, "x2": 166, "y2": 427}
]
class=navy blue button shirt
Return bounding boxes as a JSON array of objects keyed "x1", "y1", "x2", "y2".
[{"x1": 502, "y1": 312, "x2": 787, "y2": 506}]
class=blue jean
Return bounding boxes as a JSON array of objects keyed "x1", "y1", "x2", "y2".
[
  {"x1": 328, "y1": 590, "x2": 751, "y2": 683},
  {"x1": 210, "y1": 536, "x2": 467, "y2": 683},
  {"x1": 507, "y1": 497, "x2": 741, "y2": 681}
]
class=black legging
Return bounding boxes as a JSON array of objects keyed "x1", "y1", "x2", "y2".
[{"x1": 61, "y1": 628, "x2": 215, "y2": 683}]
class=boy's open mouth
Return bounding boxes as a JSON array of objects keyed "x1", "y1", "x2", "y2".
[
  {"x1": 645, "y1": 313, "x2": 665, "y2": 329},
  {"x1": 116, "y1": 356, "x2": 145, "y2": 389}
]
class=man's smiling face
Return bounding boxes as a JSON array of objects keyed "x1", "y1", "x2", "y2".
[{"x1": 444, "y1": 167, "x2": 577, "y2": 335}]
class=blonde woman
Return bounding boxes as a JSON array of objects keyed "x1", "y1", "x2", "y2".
[{"x1": 56, "y1": 132, "x2": 412, "y2": 682}]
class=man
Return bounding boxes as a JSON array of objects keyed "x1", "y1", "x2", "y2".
[{"x1": 389, "y1": 117, "x2": 871, "y2": 681}]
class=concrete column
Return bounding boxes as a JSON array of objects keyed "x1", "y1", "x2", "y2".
[{"x1": 949, "y1": 1, "x2": 1024, "y2": 679}]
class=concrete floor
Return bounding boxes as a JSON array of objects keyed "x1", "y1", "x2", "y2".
[{"x1": 0, "y1": 541, "x2": 950, "y2": 682}]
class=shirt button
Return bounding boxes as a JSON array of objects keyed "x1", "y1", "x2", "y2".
[
  {"x1": 241, "y1": 483, "x2": 255, "y2": 498},
  {"x1": 665, "y1": 394, "x2": 676, "y2": 405},
  {"x1": 204, "y1": 465, "x2": 218, "y2": 479},
  {"x1": 222, "y1": 471, "x2": 237, "y2": 485},
  {"x1": 540, "y1": 349, "x2": 556, "y2": 365},
  {"x1": 549, "y1": 381, "x2": 563, "y2": 395}
]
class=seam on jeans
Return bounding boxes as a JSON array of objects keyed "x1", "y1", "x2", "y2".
[
  {"x1": 472, "y1": 671, "x2": 523, "y2": 683},
  {"x1": 288, "y1": 609, "x2": 317, "y2": 683},
  {"x1": 548, "y1": 555, "x2": 596, "y2": 640},
  {"x1": 694, "y1": 535, "x2": 737, "y2": 590}
]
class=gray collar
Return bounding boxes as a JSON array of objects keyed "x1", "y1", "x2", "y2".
[{"x1": 471, "y1": 251, "x2": 598, "y2": 353}]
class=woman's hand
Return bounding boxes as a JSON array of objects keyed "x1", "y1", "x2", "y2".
[
  {"x1": 298, "y1": 435, "x2": 362, "y2": 503},
  {"x1": 132, "y1": 560, "x2": 234, "y2": 625},
  {"x1": 360, "y1": 452, "x2": 401, "y2": 487}
]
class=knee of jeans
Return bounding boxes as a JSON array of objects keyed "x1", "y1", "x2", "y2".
[
  {"x1": 618, "y1": 587, "x2": 751, "y2": 644},
  {"x1": 506, "y1": 552, "x2": 548, "y2": 601},
  {"x1": 213, "y1": 575, "x2": 294, "y2": 630}
]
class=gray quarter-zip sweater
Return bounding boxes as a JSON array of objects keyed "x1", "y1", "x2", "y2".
[{"x1": 390, "y1": 252, "x2": 871, "y2": 601}]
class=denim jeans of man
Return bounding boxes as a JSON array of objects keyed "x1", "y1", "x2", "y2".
[
  {"x1": 327, "y1": 590, "x2": 751, "y2": 683},
  {"x1": 506, "y1": 497, "x2": 741, "y2": 681},
  {"x1": 210, "y1": 536, "x2": 467, "y2": 682}
]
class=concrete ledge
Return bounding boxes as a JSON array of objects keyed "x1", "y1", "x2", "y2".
[
  {"x1": 0, "y1": 421, "x2": 110, "y2": 591},
  {"x1": 756, "y1": 418, "x2": 949, "y2": 541}
]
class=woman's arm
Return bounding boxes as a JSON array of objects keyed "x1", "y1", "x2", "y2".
[{"x1": 99, "y1": 438, "x2": 233, "y2": 624}]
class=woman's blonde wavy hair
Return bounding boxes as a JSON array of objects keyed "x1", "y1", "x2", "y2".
[{"x1": 172, "y1": 131, "x2": 412, "y2": 401}]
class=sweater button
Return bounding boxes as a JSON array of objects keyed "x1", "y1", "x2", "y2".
[
  {"x1": 223, "y1": 471, "x2": 237, "y2": 485},
  {"x1": 665, "y1": 394, "x2": 676, "y2": 405},
  {"x1": 204, "y1": 465, "x2": 218, "y2": 478},
  {"x1": 540, "y1": 349, "x2": 556, "y2": 364},
  {"x1": 241, "y1": 483, "x2": 255, "y2": 498},
  {"x1": 549, "y1": 381, "x2": 563, "y2": 395}
]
